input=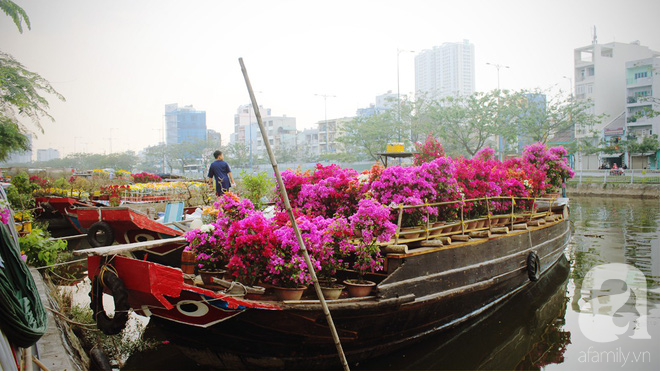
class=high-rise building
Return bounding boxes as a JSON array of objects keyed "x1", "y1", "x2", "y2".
[
  {"x1": 165, "y1": 104, "x2": 207, "y2": 145},
  {"x1": 230, "y1": 104, "x2": 296, "y2": 162},
  {"x1": 206, "y1": 129, "x2": 222, "y2": 147},
  {"x1": 36, "y1": 148, "x2": 60, "y2": 162},
  {"x1": 415, "y1": 39, "x2": 475, "y2": 100},
  {"x1": 573, "y1": 40, "x2": 659, "y2": 136}
]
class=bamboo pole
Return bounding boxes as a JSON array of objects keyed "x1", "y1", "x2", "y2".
[{"x1": 239, "y1": 58, "x2": 350, "y2": 371}]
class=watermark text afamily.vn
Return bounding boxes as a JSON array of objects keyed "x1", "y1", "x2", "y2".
[{"x1": 578, "y1": 347, "x2": 651, "y2": 367}]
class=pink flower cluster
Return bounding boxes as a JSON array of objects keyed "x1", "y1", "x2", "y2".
[
  {"x1": 213, "y1": 191, "x2": 254, "y2": 222},
  {"x1": 184, "y1": 140, "x2": 573, "y2": 286},
  {"x1": 413, "y1": 134, "x2": 446, "y2": 166},
  {"x1": 523, "y1": 142, "x2": 575, "y2": 190},
  {"x1": 132, "y1": 172, "x2": 162, "y2": 183},
  {"x1": 183, "y1": 222, "x2": 227, "y2": 271},
  {"x1": 1, "y1": 208, "x2": 11, "y2": 225}
]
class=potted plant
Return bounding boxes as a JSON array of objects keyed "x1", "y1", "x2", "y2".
[
  {"x1": 315, "y1": 216, "x2": 354, "y2": 299},
  {"x1": 225, "y1": 211, "x2": 276, "y2": 287},
  {"x1": 265, "y1": 215, "x2": 327, "y2": 300},
  {"x1": 344, "y1": 199, "x2": 396, "y2": 297},
  {"x1": 183, "y1": 222, "x2": 228, "y2": 285},
  {"x1": 522, "y1": 142, "x2": 574, "y2": 196}
]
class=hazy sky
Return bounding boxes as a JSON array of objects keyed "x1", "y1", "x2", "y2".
[{"x1": 2, "y1": 0, "x2": 660, "y2": 157}]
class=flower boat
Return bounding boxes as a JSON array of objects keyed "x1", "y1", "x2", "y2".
[
  {"x1": 74, "y1": 141, "x2": 576, "y2": 369},
  {"x1": 75, "y1": 195, "x2": 570, "y2": 369},
  {"x1": 34, "y1": 196, "x2": 104, "y2": 234}
]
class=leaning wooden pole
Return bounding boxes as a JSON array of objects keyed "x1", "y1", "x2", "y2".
[{"x1": 239, "y1": 58, "x2": 351, "y2": 371}]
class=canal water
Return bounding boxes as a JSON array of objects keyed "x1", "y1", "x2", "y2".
[{"x1": 122, "y1": 196, "x2": 660, "y2": 370}]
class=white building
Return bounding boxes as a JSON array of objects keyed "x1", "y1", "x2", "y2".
[
  {"x1": 625, "y1": 56, "x2": 660, "y2": 169},
  {"x1": 573, "y1": 40, "x2": 660, "y2": 136},
  {"x1": 317, "y1": 117, "x2": 353, "y2": 156},
  {"x1": 36, "y1": 148, "x2": 60, "y2": 162},
  {"x1": 415, "y1": 39, "x2": 475, "y2": 100},
  {"x1": 296, "y1": 128, "x2": 320, "y2": 161},
  {"x1": 230, "y1": 104, "x2": 296, "y2": 161}
]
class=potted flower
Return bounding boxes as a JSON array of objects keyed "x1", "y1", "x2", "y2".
[
  {"x1": 225, "y1": 211, "x2": 276, "y2": 287},
  {"x1": 265, "y1": 215, "x2": 324, "y2": 300},
  {"x1": 183, "y1": 222, "x2": 227, "y2": 285},
  {"x1": 522, "y1": 142, "x2": 574, "y2": 195},
  {"x1": 101, "y1": 184, "x2": 129, "y2": 207},
  {"x1": 344, "y1": 198, "x2": 396, "y2": 297},
  {"x1": 370, "y1": 165, "x2": 436, "y2": 229},
  {"x1": 213, "y1": 191, "x2": 255, "y2": 222},
  {"x1": 315, "y1": 216, "x2": 353, "y2": 299}
]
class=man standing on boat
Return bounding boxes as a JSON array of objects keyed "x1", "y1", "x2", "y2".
[{"x1": 207, "y1": 150, "x2": 235, "y2": 196}]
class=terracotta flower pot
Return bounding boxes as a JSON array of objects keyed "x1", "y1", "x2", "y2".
[
  {"x1": 400, "y1": 226, "x2": 422, "y2": 239},
  {"x1": 272, "y1": 286, "x2": 307, "y2": 301},
  {"x1": 343, "y1": 280, "x2": 376, "y2": 297},
  {"x1": 320, "y1": 284, "x2": 345, "y2": 300}
]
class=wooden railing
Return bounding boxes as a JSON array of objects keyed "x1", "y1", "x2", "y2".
[{"x1": 390, "y1": 196, "x2": 561, "y2": 244}]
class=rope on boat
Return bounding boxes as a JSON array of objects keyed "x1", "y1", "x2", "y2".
[
  {"x1": 45, "y1": 306, "x2": 99, "y2": 329},
  {"x1": 34, "y1": 258, "x2": 88, "y2": 270}
]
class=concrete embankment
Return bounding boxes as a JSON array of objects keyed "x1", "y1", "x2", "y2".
[
  {"x1": 30, "y1": 268, "x2": 88, "y2": 371},
  {"x1": 566, "y1": 183, "x2": 660, "y2": 199}
]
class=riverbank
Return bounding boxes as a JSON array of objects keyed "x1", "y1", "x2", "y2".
[
  {"x1": 566, "y1": 183, "x2": 660, "y2": 199},
  {"x1": 30, "y1": 268, "x2": 88, "y2": 370}
]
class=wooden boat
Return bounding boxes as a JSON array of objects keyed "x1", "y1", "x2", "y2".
[
  {"x1": 77, "y1": 206, "x2": 185, "y2": 243},
  {"x1": 75, "y1": 196, "x2": 571, "y2": 369},
  {"x1": 34, "y1": 196, "x2": 104, "y2": 234}
]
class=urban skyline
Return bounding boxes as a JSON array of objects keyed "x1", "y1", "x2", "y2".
[{"x1": 1, "y1": 0, "x2": 660, "y2": 158}]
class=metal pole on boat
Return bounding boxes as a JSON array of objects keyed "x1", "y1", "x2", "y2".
[{"x1": 239, "y1": 58, "x2": 351, "y2": 371}]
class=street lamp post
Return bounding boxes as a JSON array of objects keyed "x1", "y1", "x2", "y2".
[
  {"x1": 315, "y1": 93, "x2": 336, "y2": 155},
  {"x1": 248, "y1": 92, "x2": 263, "y2": 171},
  {"x1": 397, "y1": 48, "x2": 414, "y2": 143},
  {"x1": 486, "y1": 62, "x2": 510, "y2": 91},
  {"x1": 486, "y1": 62, "x2": 510, "y2": 160},
  {"x1": 563, "y1": 75, "x2": 574, "y2": 141}
]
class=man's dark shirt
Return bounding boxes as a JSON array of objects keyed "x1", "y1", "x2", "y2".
[{"x1": 208, "y1": 160, "x2": 231, "y2": 195}]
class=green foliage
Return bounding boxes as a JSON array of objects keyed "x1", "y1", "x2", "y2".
[
  {"x1": 225, "y1": 142, "x2": 250, "y2": 168},
  {"x1": 6, "y1": 171, "x2": 38, "y2": 209},
  {"x1": 338, "y1": 111, "x2": 406, "y2": 161},
  {"x1": 507, "y1": 89, "x2": 602, "y2": 144},
  {"x1": 425, "y1": 91, "x2": 512, "y2": 156},
  {"x1": 235, "y1": 170, "x2": 275, "y2": 209},
  {"x1": 0, "y1": 51, "x2": 65, "y2": 134},
  {"x1": 52, "y1": 177, "x2": 69, "y2": 189},
  {"x1": 33, "y1": 151, "x2": 140, "y2": 171},
  {"x1": 0, "y1": 0, "x2": 30, "y2": 33},
  {"x1": 339, "y1": 89, "x2": 602, "y2": 159},
  {"x1": 631, "y1": 134, "x2": 660, "y2": 154},
  {"x1": 0, "y1": 119, "x2": 30, "y2": 161},
  {"x1": 19, "y1": 228, "x2": 67, "y2": 267}
]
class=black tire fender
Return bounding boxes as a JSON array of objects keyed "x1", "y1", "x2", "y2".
[
  {"x1": 90, "y1": 266, "x2": 129, "y2": 335},
  {"x1": 87, "y1": 221, "x2": 115, "y2": 247},
  {"x1": 527, "y1": 251, "x2": 541, "y2": 282}
]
